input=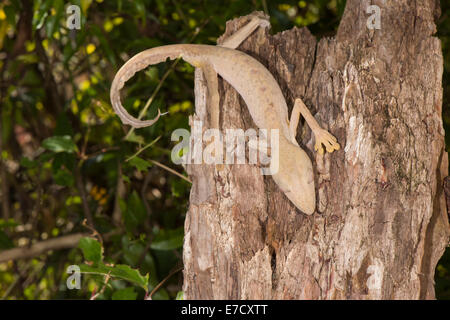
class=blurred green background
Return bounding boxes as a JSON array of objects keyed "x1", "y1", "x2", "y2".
[{"x1": 0, "y1": 0, "x2": 448, "y2": 300}]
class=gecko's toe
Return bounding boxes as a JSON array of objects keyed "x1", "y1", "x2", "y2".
[
  {"x1": 314, "y1": 130, "x2": 340, "y2": 154},
  {"x1": 250, "y1": 12, "x2": 271, "y2": 29},
  {"x1": 315, "y1": 142, "x2": 325, "y2": 155}
]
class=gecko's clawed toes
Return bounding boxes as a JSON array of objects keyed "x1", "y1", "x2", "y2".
[
  {"x1": 250, "y1": 13, "x2": 270, "y2": 28},
  {"x1": 314, "y1": 129, "x2": 340, "y2": 154}
]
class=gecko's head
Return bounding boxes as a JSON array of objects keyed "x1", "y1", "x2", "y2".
[{"x1": 272, "y1": 141, "x2": 316, "y2": 215}]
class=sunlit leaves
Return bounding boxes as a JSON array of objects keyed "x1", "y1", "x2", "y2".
[
  {"x1": 79, "y1": 237, "x2": 103, "y2": 264},
  {"x1": 176, "y1": 291, "x2": 184, "y2": 300},
  {"x1": 78, "y1": 237, "x2": 149, "y2": 291},
  {"x1": 32, "y1": 0, "x2": 52, "y2": 31},
  {"x1": 80, "y1": 263, "x2": 149, "y2": 291},
  {"x1": 42, "y1": 135, "x2": 78, "y2": 153},
  {"x1": 128, "y1": 156, "x2": 151, "y2": 172}
]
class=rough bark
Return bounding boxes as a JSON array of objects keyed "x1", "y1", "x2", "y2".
[{"x1": 183, "y1": 0, "x2": 449, "y2": 299}]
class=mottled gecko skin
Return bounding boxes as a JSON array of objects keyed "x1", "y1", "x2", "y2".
[{"x1": 110, "y1": 25, "x2": 339, "y2": 215}]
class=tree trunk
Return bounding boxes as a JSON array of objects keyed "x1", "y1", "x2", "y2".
[{"x1": 182, "y1": 0, "x2": 450, "y2": 299}]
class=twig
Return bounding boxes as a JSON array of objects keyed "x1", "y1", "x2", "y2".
[
  {"x1": 0, "y1": 233, "x2": 88, "y2": 263},
  {"x1": 146, "y1": 266, "x2": 183, "y2": 300},
  {"x1": 261, "y1": 0, "x2": 269, "y2": 15},
  {"x1": 149, "y1": 159, "x2": 192, "y2": 184},
  {"x1": 90, "y1": 272, "x2": 111, "y2": 300},
  {"x1": 81, "y1": 219, "x2": 103, "y2": 245},
  {"x1": 125, "y1": 135, "x2": 162, "y2": 162},
  {"x1": 83, "y1": 146, "x2": 120, "y2": 160},
  {"x1": 112, "y1": 161, "x2": 126, "y2": 226}
]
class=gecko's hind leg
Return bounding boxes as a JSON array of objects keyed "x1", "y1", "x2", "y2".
[
  {"x1": 293, "y1": 98, "x2": 340, "y2": 155},
  {"x1": 219, "y1": 13, "x2": 270, "y2": 49},
  {"x1": 201, "y1": 63, "x2": 225, "y2": 171},
  {"x1": 202, "y1": 63, "x2": 220, "y2": 129},
  {"x1": 288, "y1": 99, "x2": 301, "y2": 146}
]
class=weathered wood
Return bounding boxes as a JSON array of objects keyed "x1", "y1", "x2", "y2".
[{"x1": 183, "y1": 0, "x2": 449, "y2": 299}]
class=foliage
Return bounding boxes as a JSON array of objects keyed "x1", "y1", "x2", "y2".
[{"x1": 0, "y1": 0, "x2": 448, "y2": 300}]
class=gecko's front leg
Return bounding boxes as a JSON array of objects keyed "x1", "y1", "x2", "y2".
[
  {"x1": 290, "y1": 98, "x2": 340, "y2": 155},
  {"x1": 219, "y1": 13, "x2": 270, "y2": 49}
]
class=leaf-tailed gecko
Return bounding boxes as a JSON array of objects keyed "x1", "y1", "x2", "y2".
[{"x1": 110, "y1": 13, "x2": 340, "y2": 215}]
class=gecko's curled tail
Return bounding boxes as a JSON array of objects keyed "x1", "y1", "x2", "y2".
[{"x1": 110, "y1": 44, "x2": 188, "y2": 128}]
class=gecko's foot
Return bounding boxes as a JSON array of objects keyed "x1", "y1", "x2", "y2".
[
  {"x1": 249, "y1": 12, "x2": 271, "y2": 29},
  {"x1": 314, "y1": 129, "x2": 340, "y2": 155}
]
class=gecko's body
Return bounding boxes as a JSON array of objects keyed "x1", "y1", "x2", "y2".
[{"x1": 110, "y1": 15, "x2": 339, "y2": 214}]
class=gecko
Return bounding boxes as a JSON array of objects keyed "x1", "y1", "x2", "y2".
[{"x1": 110, "y1": 13, "x2": 340, "y2": 215}]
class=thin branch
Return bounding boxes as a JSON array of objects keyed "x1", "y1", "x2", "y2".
[
  {"x1": 90, "y1": 272, "x2": 111, "y2": 300},
  {"x1": 0, "y1": 233, "x2": 88, "y2": 263},
  {"x1": 149, "y1": 159, "x2": 192, "y2": 184},
  {"x1": 125, "y1": 135, "x2": 162, "y2": 162},
  {"x1": 147, "y1": 266, "x2": 183, "y2": 300},
  {"x1": 261, "y1": 0, "x2": 269, "y2": 15},
  {"x1": 112, "y1": 161, "x2": 126, "y2": 226},
  {"x1": 81, "y1": 219, "x2": 103, "y2": 245}
]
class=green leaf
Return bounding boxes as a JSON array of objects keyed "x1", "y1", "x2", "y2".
[
  {"x1": 17, "y1": 53, "x2": 39, "y2": 64},
  {"x1": 0, "y1": 219, "x2": 18, "y2": 229},
  {"x1": 54, "y1": 169, "x2": 74, "y2": 187},
  {"x1": 20, "y1": 157, "x2": 37, "y2": 168},
  {"x1": 0, "y1": 230, "x2": 14, "y2": 249},
  {"x1": 121, "y1": 236, "x2": 157, "y2": 281},
  {"x1": 133, "y1": 0, "x2": 146, "y2": 23},
  {"x1": 150, "y1": 227, "x2": 184, "y2": 251},
  {"x1": 52, "y1": 153, "x2": 76, "y2": 172},
  {"x1": 42, "y1": 135, "x2": 78, "y2": 153},
  {"x1": 124, "y1": 132, "x2": 145, "y2": 144},
  {"x1": 3, "y1": 5, "x2": 17, "y2": 26},
  {"x1": 176, "y1": 291, "x2": 184, "y2": 300},
  {"x1": 32, "y1": 0, "x2": 52, "y2": 31},
  {"x1": 79, "y1": 263, "x2": 149, "y2": 291},
  {"x1": 122, "y1": 241, "x2": 145, "y2": 267},
  {"x1": 128, "y1": 156, "x2": 151, "y2": 172},
  {"x1": 78, "y1": 237, "x2": 103, "y2": 264},
  {"x1": 123, "y1": 191, "x2": 147, "y2": 232},
  {"x1": 110, "y1": 265, "x2": 149, "y2": 290},
  {"x1": 122, "y1": 175, "x2": 131, "y2": 184},
  {"x1": 112, "y1": 287, "x2": 138, "y2": 300},
  {"x1": 45, "y1": 0, "x2": 64, "y2": 37}
]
